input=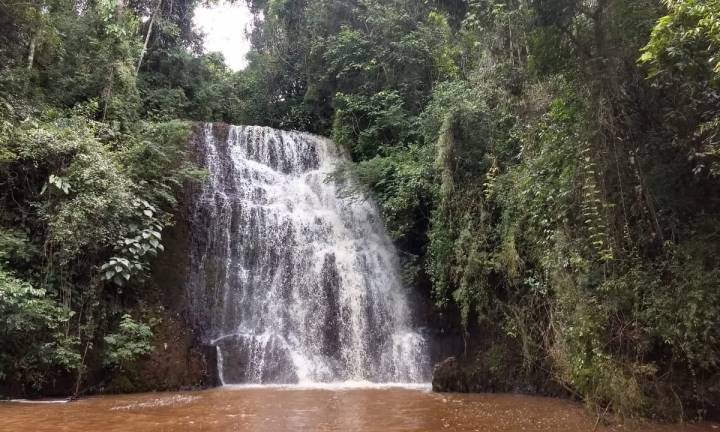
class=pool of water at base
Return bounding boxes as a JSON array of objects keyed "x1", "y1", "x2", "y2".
[{"x1": 1, "y1": 386, "x2": 719, "y2": 432}]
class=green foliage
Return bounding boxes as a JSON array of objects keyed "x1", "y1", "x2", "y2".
[
  {"x1": 0, "y1": 105, "x2": 196, "y2": 391},
  {"x1": 0, "y1": 268, "x2": 79, "y2": 389},
  {"x1": 641, "y1": 241, "x2": 720, "y2": 371},
  {"x1": 240, "y1": 0, "x2": 461, "y2": 134},
  {"x1": 640, "y1": 0, "x2": 720, "y2": 177},
  {"x1": 116, "y1": 120, "x2": 204, "y2": 208},
  {"x1": 0, "y1": 229, "x2": 38, "y2": 269},
  {"x1": 333, "y1": 91, "x2": 418, "y2": 160},
  {"x1": 640, "y1": 0, "x2": 720, "y2": 85},
  {"x1": 353, "y1": 144, "x2": 436, "y2": 243},
  {"x1": 139, "y1": 51, "x2": 250, "y2": 124},
  {"x1": 0, "y1": 0, "x2": 209, "y2": 393},
  {"x1": 48, "y1": 174, "x2": 71, "y2": 195},
  {"x1": 48, "y1": 141, "x2": 136, "y2": 261},
  {"x1": 103, "y1": 314, "x2": 154, "y2": 370},
  {"x1": 100, "y1": 199, "x2": 163, "y2": 287}
]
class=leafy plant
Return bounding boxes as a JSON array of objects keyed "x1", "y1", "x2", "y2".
[
  {"x1": 47, "y1": 174, "x2": 72, "y2": 195},
  {"x1": 0, "y1": 268, "x2": 79, "y2": 389},
  {"x1": 103, "y1": 314, "x2": 154, "y2": 370},
  {"x1": 100, "y1": 199, "x2": 164, "y2": 287}
]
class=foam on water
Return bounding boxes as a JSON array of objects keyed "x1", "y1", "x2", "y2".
[
  {"x1": 2, "y1": 399, "x2": 69, "y2": 404},
  {"x1": 220, "y1": 382, "x2": 432, "y2": 391}
]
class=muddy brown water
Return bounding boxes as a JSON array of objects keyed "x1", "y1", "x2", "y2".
[{"x1": 1, "y1": 386, "x2": 718, "y2": 432}]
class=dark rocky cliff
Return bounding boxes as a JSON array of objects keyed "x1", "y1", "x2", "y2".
[
  {"x1": 87, "y1": 123, "x2": 221, "y2": 394},
  {"x1": 109, "y1": 124, "x2": 222, "y2": 393}
]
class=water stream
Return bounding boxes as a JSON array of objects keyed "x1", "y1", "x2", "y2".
[
  {"x1": 2, "y1": 388, "x2": 718, "y2": 432},
  {"x1": 186, "y1": 124, "x2": 428, "y2": 384}
]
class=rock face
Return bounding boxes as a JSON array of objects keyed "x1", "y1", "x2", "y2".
[
  {"x1": 431, "y1": 338, "x2": 566, "y2": 396},
  {"x1": 432, "y1": 357, "x2": 466, "y2": 392},
  {"x1": 105, "y1": 190, "x2": 220, "y2": 393},
  {"x1": 199, "y1": 344, "x2": 221, "y2": 387},
  {"x1": 106, "y1": 313, "x2": 218, "y2": 393}
]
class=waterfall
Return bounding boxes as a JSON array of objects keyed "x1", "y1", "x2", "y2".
[{"x1": 187, "y1": 124, "x2": 429, "y2": 385}]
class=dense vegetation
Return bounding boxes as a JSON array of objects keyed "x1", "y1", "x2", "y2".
[
  {"x1": 2, "y1": 0, "x2": 720, "y2": 421},
  {"x1": 0, "y1": 0, "x2": 230, "y2": 394}
]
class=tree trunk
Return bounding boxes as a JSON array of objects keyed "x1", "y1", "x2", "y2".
[
  {"x1": 27, "y1": 35, "x2": 36, "y2": 71},
  {"x1": 137, "y1": 0, "x2": 162, "y2": 75}
]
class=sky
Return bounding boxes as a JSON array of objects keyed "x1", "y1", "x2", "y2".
[{"x1": 193, "y1": 1, "x2": 253, "y2": 71}]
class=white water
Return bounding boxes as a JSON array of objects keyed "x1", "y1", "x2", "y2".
[
  {"x1": 220, "y1": 382, "x2": 432, "y2": 391},
  {"x1": 187, "y1": 124, "x2": 429, "y2": 385}
]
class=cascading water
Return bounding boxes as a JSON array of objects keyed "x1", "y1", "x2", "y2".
[{"x1": 187, "y1": 124, "x2": 429, "y2": 385}]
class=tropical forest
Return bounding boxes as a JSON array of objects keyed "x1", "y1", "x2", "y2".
[{"x1": 1, "y1": 0, "x2": 720, "y2": 430}]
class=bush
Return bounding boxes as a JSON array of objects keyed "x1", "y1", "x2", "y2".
[
  {"x1": 0, "y1": 269, "x2": 79, "y2": 390},
  {"x1": 103, "y1": 314, "x2": 154, "y2": 371}
]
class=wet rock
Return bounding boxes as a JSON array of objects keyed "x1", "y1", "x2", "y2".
[
  {"x1": 199, "y1": 344, "x2": 221, "y2": 387},
  {"x1": 319, "y1": 253, "x2": 341, "y2": 358},
  {"x1": 432, "y1": 357, "x2": 467, "y2": 392},
  {"x1": 216, "y1": 334, "x2": 299, "y2": 384},
  {"x1": 432, "y1": 349, "x2": 567, "y2": 396},
  {"x1": 106, "y1": 312, "x2": 215, "y2": 393}
]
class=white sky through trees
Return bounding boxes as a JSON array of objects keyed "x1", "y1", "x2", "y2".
[{"x1": 193, "y1": 1, "x2": 253, "y2": 71}]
